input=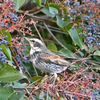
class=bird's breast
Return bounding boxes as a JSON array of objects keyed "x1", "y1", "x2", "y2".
[{"x1": 30, "y1": 49, "x2": 67, "y2": 73}]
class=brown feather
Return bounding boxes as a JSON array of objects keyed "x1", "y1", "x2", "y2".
[{"x1": 40, "y1": 52, "x2": 71, "y2": 66}]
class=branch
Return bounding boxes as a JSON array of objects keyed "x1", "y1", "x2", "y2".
[{"x1": 43, "y1": 22, "x2": 69, "y2": 50}]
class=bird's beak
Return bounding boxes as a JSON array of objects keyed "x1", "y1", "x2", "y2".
[{"x1": 24, "y1": 37, "x2": 31, "y2": 43}]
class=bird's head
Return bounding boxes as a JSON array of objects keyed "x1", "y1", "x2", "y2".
[{"x1": 24, "y1": 37, "x2": 47, "y2": 51}]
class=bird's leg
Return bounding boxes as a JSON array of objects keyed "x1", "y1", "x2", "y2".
[
  {"x1": 32, "y1": 62, "x2": 38, "y2": 76},
  {"x1": 53, "y1": 73, "x2": 57, "y2": 85},
  {"x1": 48, "y1": 73, "x2": 57, "y2": 90}
]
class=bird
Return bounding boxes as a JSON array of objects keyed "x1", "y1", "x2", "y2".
[{"x1": 24, "y1": 37, "x2": 89, "y2": 84}]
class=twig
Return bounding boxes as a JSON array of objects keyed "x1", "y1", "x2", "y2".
[
  {"x1": 43, "y1": 22, "x2": 69, "y2": 50},
  {"x1": 34, "y1": 24, "x2": 45, "y2": 45},
  {"x1": 36, "y1": 24, "x2": 67, "y2": 34},
  {"x1": 21, "y1": 62, "x2": 32, "y2": 78},
  {"x1": 17, "y1": 10, "x2": 56, "y2": 23},
  {"x1": 59, "y1": 89, "x2": 92, "y2": 99}
]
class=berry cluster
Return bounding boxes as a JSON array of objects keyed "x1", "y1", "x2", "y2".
[
  {"x1": 52, "y1": 1, "x2": 100, "y2": 99},
  {"x1": 0, "y1": 0, "x2": 36, "y2": 34},
  {"x1": 0, "y1": 38, "x2": 7, "y2": 45},
  {"x1": 61, "y1": 87, "x2": 100, "y2": 100},
  {"x1": 0, "y1": 36, "x2": 7, "y2": 44},
  {"x1": 16, "y1": 53, "x2": 31, "y2": 64},
  {"x1": 0, "y1": 0, "x2": 36, "y2": 66},
  {"x1": 81, "y1": 88, "x2": 100, "y2": 100},
  {"x1": 16, "y1": 55, "x2": 22, "y2": 63},
  {"x1": 10, "y1": 13, "x2": 18, "y2": 22},
  {"x1": 79, "y1": 19, "x2": 100, "y2": 47},
  {"x1": 66, "y1": 0, "x2": 100, "y2": 48},
  {"x1": 0, "y1": 36, "x2": 8, "y2": 63},
  {"x1": 90, "y1": 89, "x2": 100, "y2": 100},
  {"x1": 0, "y1": 12, "x2": 18, "y2": 28},
  {"x1": 0, "y1": 48, "x2": 6, "y2": 64},
  {"x1": 0, "y1": 1, "x2": 15, "y2": 29},
  {"x1": 0, "y1": 22, "x2": 7, "y2": 28}
]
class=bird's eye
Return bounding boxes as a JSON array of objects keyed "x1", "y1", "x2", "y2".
[{"x1": 32, "y1": 40, "x2": 35, "y2": 42}]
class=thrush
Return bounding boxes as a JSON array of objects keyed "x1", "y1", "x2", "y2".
[{"x1": 24, "y1": 38, "x2": 89, "y2": 84}]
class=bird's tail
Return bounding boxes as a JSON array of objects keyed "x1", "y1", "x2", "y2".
[{"x1": 65, "y1": 57, "x2": 100, "y2": 66}]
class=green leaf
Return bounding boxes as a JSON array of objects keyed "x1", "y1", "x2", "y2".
[
  {"x1": 49, "y1": 7, "x2": 58, "y2": 15},
  {"x1": 88, "y1": 45, "x2": 95, "y2": 52},
  {"x1": 0, "y1": 44, "x2": 12, "y2": 61},
  {"x1": 75, "y1": 16, "x2": 81, "y2": 21},
  {"x1": 33, "y1": 96, "x2": 42, "y2": 100},
  {"x1": 39, "y1": 91, "x2": 52, "y2": 100},
  {"x1": 0, "y1": 29, "x2": 12, "y2": 46},
  {"x1": 63, "y1": 19, "x2": 71, "y2": 27},
  {"x1": 0, "y1": 63, "x2": 3, "y2": 69},
  {"x1": 13, "y1": 81, "x2": 27, "y2": 88},
  {"x1": 56, "y1": 15, "x2": 64, "y2": 28},
  {"x1": 7, "y1": 91, "x2": 25, "y2": 100},
  {"x1": 58, "y1": 48, "x2": 74, "y2": 57},
  {"x1": 13, "y1": 0, "x2": 26, "y2": 10},
  {"x1": 56, "y1": 16, "x2": 71, "y2": 28},
  {"x1": 91, "y1": 66, "x2": 100, "y2": 70},
  {"x1": 32, "y1": 76, "x2": 42, "y2": 82},
  {"x1": 31, "y1": 0, "x2": 35, "y2": 3},
  {"x1": 20, "y1": 96, "x2": 28, "y2": 100},
  {"x1": 0, "y1": 64, "x2": 26, "y2": 82},
  {"x1": 49, "y1": 3, "x2": 61, "y2": 11},
  {"x1": 93, "y1": 51, "x2": 100, "y2": 56},
  {"x1": 35, "y1": 0, "x2": 41, "y2": 5},
  {"x1": 69, "y1": 29, "x2": 83, "y2": 47},
  {"x1": 66, "y1": 23, "x2": 73, "y2": 30},
  {"x1": 41, "y1": 7, "x2": 55, "y2": 17},
  {"x1": 93, "y1": 55, "x2": 100, "y2": 61},
  {"x1": 47, "y1": 43, "x2": 57, "y2": 53},
  {"x1": 76, "y1": 28, "x2": 83, "y2": 33},
  {"x1": 57, "y1": 35, "x2": 72, "y2": 50},
  {"x1": 60, "y1": 98, "x2": 65, "y2": 100},
  {"x1": 68, "y1": 65, "x2": 78, "y2": 70},
  {"x1": 0, "y1": 83, "x2": 14, "y2": 100}
]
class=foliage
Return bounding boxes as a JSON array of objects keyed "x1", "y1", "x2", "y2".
[{"x1": 0, "y1": 0, "x2": 100, "y2": 100}]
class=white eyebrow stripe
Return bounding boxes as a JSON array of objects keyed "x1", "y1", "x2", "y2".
[{"x1": 30, "y1": 38, "x2": 44, "y2": 45}]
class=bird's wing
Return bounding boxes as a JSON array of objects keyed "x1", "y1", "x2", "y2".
[
  {"x1": 57, "y1": 54, "x2": 77, "y2": 61},
  {"x1": 40, "y1": 52, "x2": 71, "y2": 66},
  {"x1": 57, "y1": 54, "x2": 90, "y2": 62}
]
